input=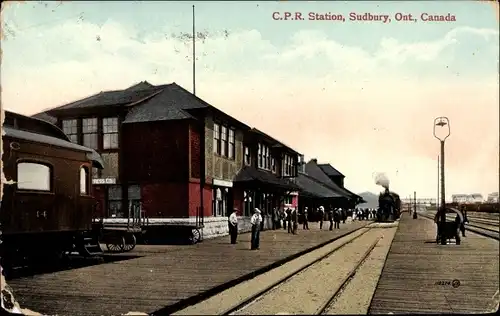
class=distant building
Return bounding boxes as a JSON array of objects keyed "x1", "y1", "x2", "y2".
[
  {"x1": 452, "y1": 193, "x2": 484, "y2": 204},
  {"x1": 487, "y1": 192, "x2": 499, "y2": 203}
]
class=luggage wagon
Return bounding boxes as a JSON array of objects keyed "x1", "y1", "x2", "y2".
[
  {"x1": 93, "y1": 209, "x2": 147, "y2": 253},
  {"x1": 142, "y1": 207, "x2": 205, "y2": 245},
  {"x1": 435, "y1": 208, "x2": 463, "y2": 245}
]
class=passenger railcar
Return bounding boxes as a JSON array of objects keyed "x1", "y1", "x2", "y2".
[
  {"x1": 1, "y1": 111, "x2": 105, "y2": 270},
  {"x1": 376, "y1": 188, "x2": 401, "y2": 222}
]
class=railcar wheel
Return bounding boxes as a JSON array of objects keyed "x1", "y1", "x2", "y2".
[
  {"x1": 106, "y1": 236, "x2": 125, "y2": 253},
  {"x1": 122, "y1": 234, "x2": 137, "y2": 252}
]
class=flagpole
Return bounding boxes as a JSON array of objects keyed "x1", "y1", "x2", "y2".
[{"x1": 192, "y1": 4, "x2": 196, "y2": 96}]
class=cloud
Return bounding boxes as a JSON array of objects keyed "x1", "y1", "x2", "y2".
[{"x1": 1, "y1": 18, "x2": 498, "y2": 198}]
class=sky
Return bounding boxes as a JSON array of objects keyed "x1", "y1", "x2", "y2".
[{"x1": 1, "y1": 1, "x2": 499, "y2": 200}]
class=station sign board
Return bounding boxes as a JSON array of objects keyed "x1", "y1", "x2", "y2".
[{"x1": 92, "y1": 178, "x2": 117, "y2": 185}]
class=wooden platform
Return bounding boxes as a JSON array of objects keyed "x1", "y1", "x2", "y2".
[
  {"x1": 369, "y1": 213, "x2": 499, "y2": 314},
  {"x1": 7, "y1": 221, "x2": 369, "y2": 316}
]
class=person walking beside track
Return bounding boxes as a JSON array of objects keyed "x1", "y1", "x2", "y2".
[
  {"x1": 250, "y1": 208, "x2": 263, "y2": 250},
  {"x1": 228, "y1": 208, "x2": 238, "y2": 244}
]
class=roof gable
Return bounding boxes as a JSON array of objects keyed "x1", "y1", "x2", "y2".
[
  {"x1": 296, "y1": 173, "x2": 342, "y2": 198},
  {"x1": 250, "y1": 128, "x2": 300, "y2": 155},
  {"x1": 305, "y1": 159, "x2": 354, "y2": 199},
  {"x1": 318, "y1": 164, "x2": 345, "y2": 177},
  {"x1": 125, "y1": 81, "x2": 155, "y2": 91}
]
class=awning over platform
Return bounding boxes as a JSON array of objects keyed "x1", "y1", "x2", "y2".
[
  {"x1": 295, "y1": 173, "x2": 343, "y2": 199},
  {"x1": 233, "y1": 166, "x2": 301, "y2": 192}
]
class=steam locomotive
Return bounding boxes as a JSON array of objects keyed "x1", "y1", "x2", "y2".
[
  {"x1": 377, "y1": 188, "x2": 401, "y2": 222},
  {"x1": 1, "y1": 111, "x2": 105, "y2": 273}
]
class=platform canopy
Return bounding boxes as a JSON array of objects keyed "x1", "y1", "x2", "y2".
[{"x1": 233, "y1": 165, "x2": 301, "y2": 192}]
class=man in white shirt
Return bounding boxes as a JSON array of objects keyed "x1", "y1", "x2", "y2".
[
  {"x1": 228, "y1": 208, "x2": 239, "y2": 244},
  {"x1": 318, "y1": 206, "x2": 325, "y2": 229},
  {"x1": 250, "y1": 208, "x2": 262, "y2": 250}
]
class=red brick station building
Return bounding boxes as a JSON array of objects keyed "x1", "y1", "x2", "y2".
[{"x1": 34, "y1": 81, "x2": 363, "y2": 238}]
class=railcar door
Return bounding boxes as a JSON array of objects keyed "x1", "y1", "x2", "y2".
[{"x1": 76, "y1": 196, "x2": 95, "y2": 231}]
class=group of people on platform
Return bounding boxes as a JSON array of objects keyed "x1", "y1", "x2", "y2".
[
  {"x1": 352, "y1": 208, "x2": 377, "y2": 221},
  {"x1": 228, "y1": 204, "x2": 379, "y2": 250}
]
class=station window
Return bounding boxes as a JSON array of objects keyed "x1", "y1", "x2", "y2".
[
  {"x1": 244, "y1": 190, "x2": 254, "y2": 217},
  {"x1": 103, "y1": 117, "x2": 119, "y2": 149},
  {"x1": 108, "y1": 185, "x2": 123, "y2": 218},
  {"x1": 212, "y1": 187, "x2": 228, "y2": 217},
  {"x1": 62, "y1": 119, "x2": 78, "y2": 143},
  {"x1": 213, "y1": 123, "x2": 220, "y2": 154},
  {"x1": 80, "y1": 167, "x2": 89, "y2": 195},
  {"x1": 244, "y1": 146, "x2": 251, "y2": 165},
  {"x1": 17, "y1": 162, "x2": 52, "y2": 191},
  {"x1": 82, "y1": 118, "x2": 98, "y2": 149}
]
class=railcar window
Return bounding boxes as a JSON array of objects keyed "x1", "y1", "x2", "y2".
[
  {"x1": 80, "y1": 167, "x2": 89, "y2": 195},
  {"x1": 103, "y1": 117, "x2": 119, "y2": 149},
  {"x1": 82, "y1": 118, "x2": 98, "y2": 149},
  {"x1": 62, "y1": 119, "x2": 78, "y2": 143},
  {"x1": 17, "y1": 162, "x2": 51, "y2": 191}
]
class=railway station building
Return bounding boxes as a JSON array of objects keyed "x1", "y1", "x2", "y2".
[
  {"x1": 33, "y1": 81, "x2": 302, "y2": 238},
  {"x1": 232, "y1": 128, "x2": 302, "y2": 230}
]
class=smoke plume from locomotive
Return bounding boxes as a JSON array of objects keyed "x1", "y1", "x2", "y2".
[{"x1": 374, "y1": 172, "x2": 390, "y2": 190}]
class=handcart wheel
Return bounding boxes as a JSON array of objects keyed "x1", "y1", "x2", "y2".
[
  {"x1": 122, "y1": 234, "x2": 137, "y2": 252},
  {"x1": 106, "y1": 236, "x2": 125, "y2": 253},
  {"x1": 189, "y1": 228, "x2": 201, "y2": 244}
]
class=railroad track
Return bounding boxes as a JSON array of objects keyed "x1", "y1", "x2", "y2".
[
  {"x1": 468, "y1": 217, "x2": 499, "y2": 226},
  {"x1": 219, "y1": 224, "x2": 388, "y2": 315}
]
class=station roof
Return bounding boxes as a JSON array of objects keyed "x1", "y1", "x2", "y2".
[
  {"x1": 318, "y1": 164, "x2": 345, "y2": 178},
  {"x1": 295, "y1": 173, "x2": 343, "y2": 199},
  {"x1": 233, "y1": 166, "x2": 301, "y2": 192},
  {"x1": 305, "y1": 160, "x2": 360, "y2": 201}
]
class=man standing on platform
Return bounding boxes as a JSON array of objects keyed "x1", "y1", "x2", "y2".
[
  {"x1": 291, "y1": 208, "x2": 298, "y2": 234},
  {"x1": 286, "y1": 208, "x2": 292, "y2": 234},
  {"x1": 228, "y1": 208, "x2": 238, "y2": 244},
  {"x1": 334, "y1": 208, "x2": 341, "y2": 229},
  {"x1": 328, "y1": 206, "x2": 334, "y2": 230},
  {"x1": 318, "y1": 206, "x2": 325, "y2": 229},
  {"x1": 250, "y1": 208, "x2": 263, "y2": 250},
  {"x1": 303, "y1": 207, "x2": 309, "y2": 230}
]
